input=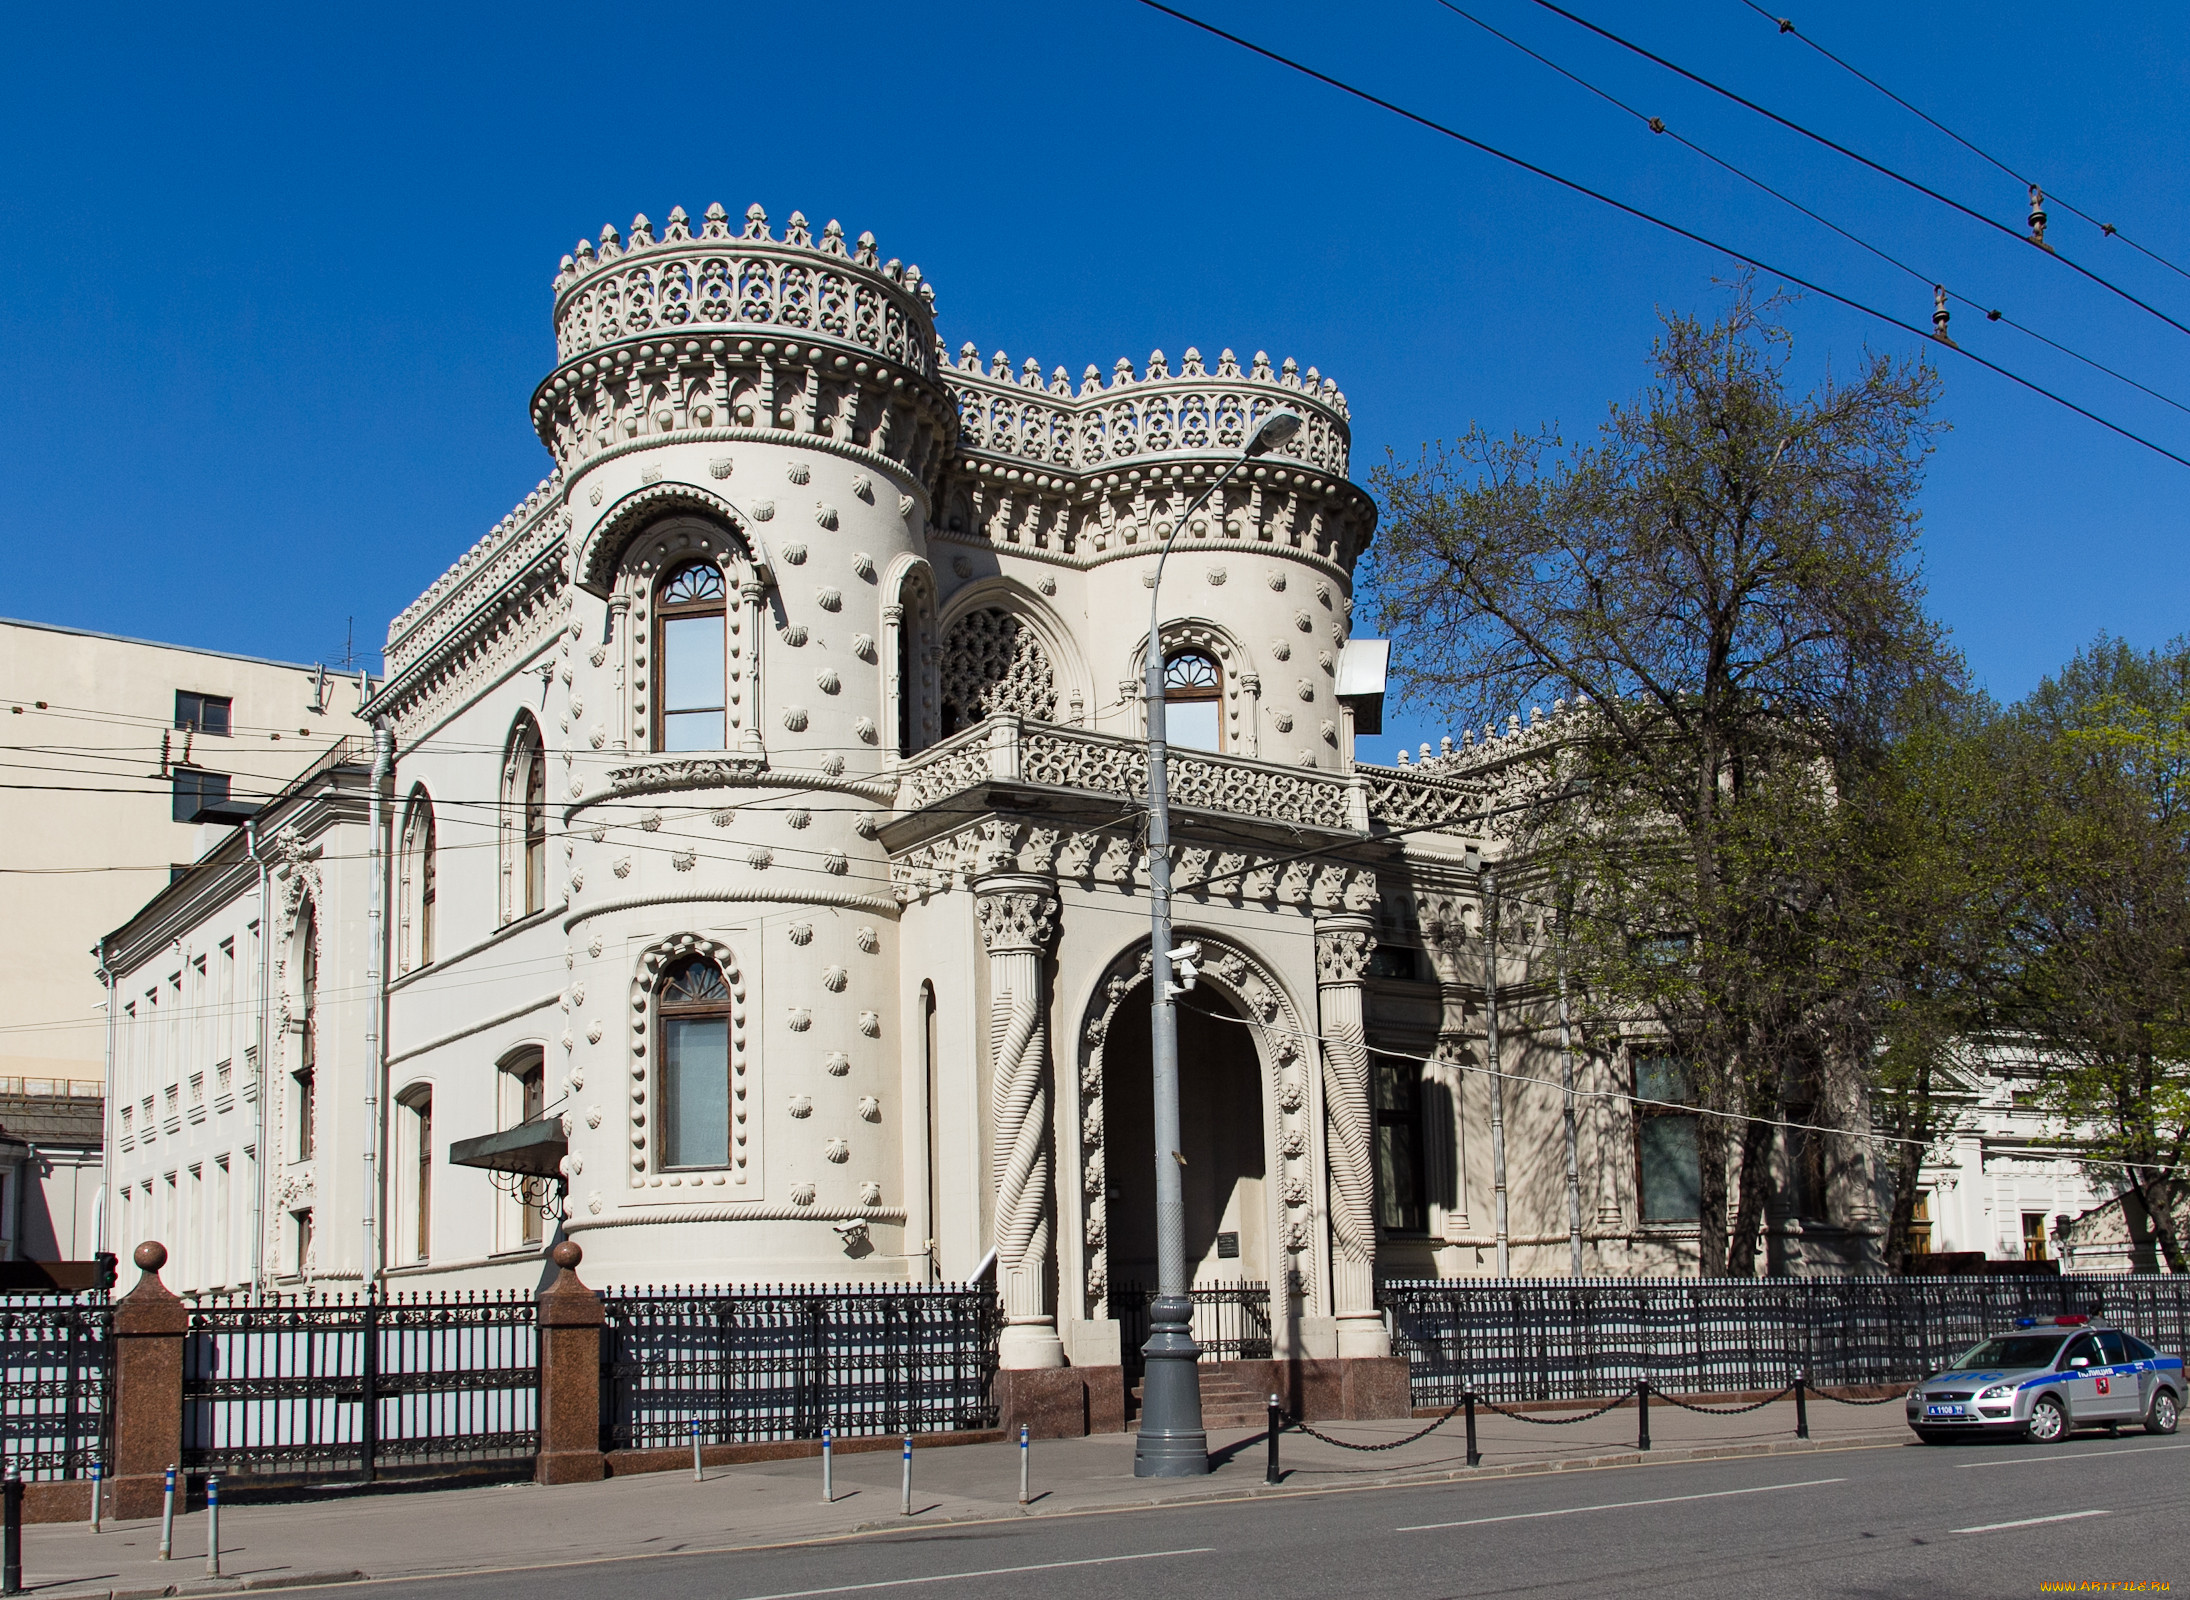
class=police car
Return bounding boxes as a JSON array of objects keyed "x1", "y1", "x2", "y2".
[{"x1": 1906, "y1": 1315, "x2": 2184, "y2": 1443}]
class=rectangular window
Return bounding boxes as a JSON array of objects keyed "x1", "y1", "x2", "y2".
[
  {"x1": 175, "y1": 691, "x2": 232, "y2": 737},
  {"x1": 412, "y1": 1093, "x2": 432, "y2": 1262},
  {"x1": 1908, "y1": 1192, "x2": 1932, "y2": 1255},
  {"x1": 661, "y1": 613, "x2": 728, "y2": 751},
  {"x1": 171, "y1": 767, "x2": 230, "y2": 822},
  {"x1": 215, "y1": 940, "x2": 236, "y2": 1066},
  {"x1": 662, "y1": 1014, "x2": 731, "y2": 1168},
  {"x1": 1374, "y1": 1055, "x2": 1427, "y2": 1233},
  {"x1": 2023, "y1": 1212, "x2": 2050, "y2": 1262},
  {"x1": 1636, "y1": 1055, "x2": 1702, "y2": 1223},
  {"x1": 292, "y1": 1208, "x2": 313, "y2": 1276}
]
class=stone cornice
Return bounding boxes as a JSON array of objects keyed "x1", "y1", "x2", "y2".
[{"x1": 561, "y1": 885, "x2": 898, "y2": 932}]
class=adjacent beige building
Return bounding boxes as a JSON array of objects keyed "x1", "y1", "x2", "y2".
[{"x1": 0, "y1": 618, "x2": 374, "y2": 1087}]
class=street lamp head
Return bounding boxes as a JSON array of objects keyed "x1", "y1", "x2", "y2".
[{"x1": 1245, "y1": 409, "x2": 1303, "y2": 457}]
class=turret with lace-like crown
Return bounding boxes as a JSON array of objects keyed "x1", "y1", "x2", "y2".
[{"x1": 533, "y1": 203, "x2": 956, "y2": 486}]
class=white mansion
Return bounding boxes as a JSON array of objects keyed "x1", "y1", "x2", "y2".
[{"x1": 99, "y1": 203, "x2": 1890, "y2": 1376}]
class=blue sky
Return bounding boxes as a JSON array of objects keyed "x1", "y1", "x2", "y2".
[{"x1": 1, "y1": 1, "x2": 2183, "y2": 759}]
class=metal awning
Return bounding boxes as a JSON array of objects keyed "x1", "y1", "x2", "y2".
[{"x1": 449, "y1": 1118, "x2": 567, "y2": 1179}]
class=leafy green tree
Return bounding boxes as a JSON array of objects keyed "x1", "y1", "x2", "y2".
[
  {"x1": 1998, "y1": 636, "x2": 2190, "y2": 1272},
  {"x1": 1369, "y1": 286, "x2": 1948, "y2": 1275}
]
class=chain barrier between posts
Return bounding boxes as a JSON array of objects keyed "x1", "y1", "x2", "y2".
[
  {"x1": 1810, "y1": 1387, "x2": 1906, "y2": 1406},
  {"x1": 1281, "y1": 1395, "x2": 1469, "y2": 1451},
  {"x1": 1473, "y1": 1391, "x2": 1634, "y2": 1425},
  {"x1": 1649, "y1": 1383, "x2": 1797, "y2": 1416}
]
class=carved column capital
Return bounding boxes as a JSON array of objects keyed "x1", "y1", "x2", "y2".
[
  {"x1": 975, "y1": 875, "x2": 1060, "y2": 955},
  {"x1": 1315, "y1": 914, "x2": 1377, "y2": 986}
]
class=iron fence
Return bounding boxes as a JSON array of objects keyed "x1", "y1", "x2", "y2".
[
  {"x1": 181, "y1": 1290, "x2": 538, "y2": 1482},
  {"x1": 0, "y1": 1292, "x2": 110, "y2": 1480},
  {"x1": 1380, "y1": 1275, "x2": 2190, "y2": 1406},
  {"x1": 600, "y1": 1283, "x2": 1000, "y2": 1450},
  {"x1": 1109, "y1": 1283, "x2": 1274, "y2": 1386}
]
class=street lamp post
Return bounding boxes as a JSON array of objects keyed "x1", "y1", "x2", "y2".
[{"x1": 1135, "y1": 407, "x2": 1303, "y2": 1479}]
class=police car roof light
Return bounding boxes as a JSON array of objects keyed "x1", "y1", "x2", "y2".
[
  {"x1": 2014, "y1": 1318, "x2": 2037, "y2": 1328},
  {"x1": 2054, "y1": 1314, "x2": 2090, "y2": 1326}
]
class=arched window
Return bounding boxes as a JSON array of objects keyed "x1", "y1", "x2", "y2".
[
  {"x1": 1163, "y1": 650, "x2": 1223, "y2": 752},
  {"x1": 657, "y1": 561, "x2": 727, "y2": 751},
  {"x1": 503, "y1": 717, "x2": 547, "y2": 925},
  {"x1": 658, "y1": 955, "x2": 732, "y2": 1169},
  {"x1": 938, "y1": 607, "x2": 1058, "y2": 736},
  {"x1": 499, "y1": 1047, "x2": 547, "y2": 1247},
  {"x1": 398, "y1": 788, "x2": 437, "y2": 973}
]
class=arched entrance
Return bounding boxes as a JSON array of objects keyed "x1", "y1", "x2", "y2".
[{"x1": 1102, "y1": 983, "x2": 1267, "y2": 1292}]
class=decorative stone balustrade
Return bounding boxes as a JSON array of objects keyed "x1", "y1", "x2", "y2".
[
  {"x1": 531, "y1": 205, "x2": 956, "y2": 485},
  {"x1": 894, "y1": 717, "x2": 1356, "y2": 832}
]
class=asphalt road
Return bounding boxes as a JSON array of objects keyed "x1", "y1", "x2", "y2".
[{"x1": 333, "y1": 1433, "x2": 2188, "y2": 1600}]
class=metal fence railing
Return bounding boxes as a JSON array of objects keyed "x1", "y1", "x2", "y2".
[
  {"x1": 181, "y1": 1290, "x2": 538, "y2": 1482},
  {"x1": 1109, "y1": 1283, "x2": 1275, "y2": 1387},
  {"x1": 1380, "y1": 1275, "x2": 2190, "y2": 1406},
  {"x1": 599, "y1": 1283, "x2": 1001, "y2": 1450},
  {"x1": 0, "y1": 1292, "x2": 111, "y2": 1480}
]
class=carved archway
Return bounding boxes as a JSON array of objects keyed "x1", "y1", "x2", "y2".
[
  {"x1": 626, "y1": 933, "x2": 752, "y2": 1191},
  {"x1": 1123, "y1": 618, "x2": 1260, "y2": 757},
  {"x1": 1074, "y1": 933, "x2": 1317, "y2": 1313}
]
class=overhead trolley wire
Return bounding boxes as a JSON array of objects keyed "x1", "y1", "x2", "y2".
[
  {"x1": 1133, "y1": 0, "x2": 2190, "y2": 471},
  {"x1": 1430, "y1": 0, "x2": 2190, "y2": 421},
  {"x1": 1737, "y1": 0, "x2": 2190, "y2": 287},
  {"x1": 1520, "y1": 0, "x2": 2190, "y2": 343}
]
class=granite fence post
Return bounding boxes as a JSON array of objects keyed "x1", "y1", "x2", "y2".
[
  {"x1": 110, "y1": 1243, "x2": 187, "y2": 1521},
  {"x1": 535, "y1": 1240, "x2": 606, "y2": 1484}
]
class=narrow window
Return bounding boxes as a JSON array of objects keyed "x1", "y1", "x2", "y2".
[
  {"x1": 292, "y1": 1207, "x2": 313, "y2": 1276},
  {"x1": 1375, "y1": 1055, "x2": 1427, "y2": 1233},
  {"x1": 501, "y1": 1053, "x2": 546, "y2": 1245},
  {"x1": 1907, "y1": 1191, "x2": 1932, "y2": 1256},
  {"x1": 419, "y1": 811, "x2": 437, "y2": 964},
  {"x1": 401, "y1": 791, "x2": 438, "y2": 971},
  {"x1": 657, "y1": 562, "x2": 728, "y2": 751},
  {"x1": 2022, "y1": 1211, "x2": 2050, "y2": 1262},
  {"x1": 175, "y1": 691, "x2": 233, "y2": 737},
  {"x1": 399, "y1": 1087, "x2": 433, "y2": 1262},
  {"x1": 294, "y1": 906, "x2": 317, "y2": 1162},
  {"x1": 523, "y1": 747, "x2": 546, "y2": 915},
  {"x1": 659, "y1": 955, "x2": 732, "y2": 1169},
  {"x1": 1635, "y1": 1055, "x2": 1701, "y2": 1222},
  {"x1": 1162, "y1": 650, "x2": 1223, "y2": 752}
]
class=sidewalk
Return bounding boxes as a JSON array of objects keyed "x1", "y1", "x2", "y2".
[{"x1": 14, "y1": 1397, "x2": 1908, "y2": 1598}]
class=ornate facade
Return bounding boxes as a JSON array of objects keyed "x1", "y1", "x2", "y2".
[{"x1": 100, "y1": 203, "x2": 1888, "y2": 1370}]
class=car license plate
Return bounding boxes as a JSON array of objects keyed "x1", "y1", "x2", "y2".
[{"x1": 1926, "y1": 1404, "x2": 1967, "y2": 1417}]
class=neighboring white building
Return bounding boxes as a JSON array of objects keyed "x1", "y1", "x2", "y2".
[
  {"x1": 103, "y1": 202, "x2": 1914, "y2": 1379},
  {"x1": 0, "y1": 1077, "x2": 104, "y2": 1265},
  {"x1": 1906, "y1": 1041, "x2": 2116, "y2": 1270}
]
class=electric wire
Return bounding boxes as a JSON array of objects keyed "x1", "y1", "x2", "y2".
[
  {"x1": 1132, "y1": 1, "x2": 2190, "y2": 471},
  {"x1": 1430, "y1": 0, "x2": 2190, "y2": 420},
  {"x1": 1522, "y1": 0, "x2": 2190, "y2": 342},
  {"x1": 1736, "y1": 0, "x2": 2190, "y2": 286}
]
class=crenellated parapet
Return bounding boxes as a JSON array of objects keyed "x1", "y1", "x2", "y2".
[
  {"x1": 532, "y1": 204, "x2": 958, "y2": 491},
  {"x1": 934, "y1": 343, "x2": 1375, "y2": 570}
]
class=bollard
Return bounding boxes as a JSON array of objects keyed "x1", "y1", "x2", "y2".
[
  {"x1": 205, "y1": 1475, "x2": 220, "y2": 1578},
  {"x1": 900, "y1": 1435, "x2": 912, "y2": 1517},
  {"x1": 821, "y1": 1425, "x2": 833, "y2": 1504},
  {"x1": 4, "y1": 1464, "x2": 22, "y2": 1598},
  {"x1": 1017, "y1": 1424, "x2": 1030, "y2": 1506},
  {"x1": 1464, "y1": 1393, "x2": 1481, "y2": 1468},
  {"x1": 1265, "y1": 1395, "x2": 1282, "y2": 1485},
  {"x1": 1794, "y1": 1372, "x2": 1809, "y2": 1441},
  {"x1": 157, "y1": 1465, "x2": 175, "y2": 1560},
  {"x1": 89, "y1": 1462, "x2": 102, "y2": 1533},
  {"x1": 691, "y1": 1418, "x2": 703, "y2": 1482},
  {"x1": 1636, "y1": 1379, "x2": 1651, "y2": 1452}
]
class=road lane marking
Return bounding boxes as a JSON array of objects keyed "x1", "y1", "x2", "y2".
[
  {"x1": 1951, "y1": 1510, "x2": 2111, "y2": 1534},
  {"x1": 1958, "y1": 1443, "x2": 2190, "y2": 1468},
  {"x1": 1396, "y1": 1477, "x2": 1844, "y2": 1531},
  {"x1": 725, "y1": 1547, "x2": 1216, "y2": 1599}
]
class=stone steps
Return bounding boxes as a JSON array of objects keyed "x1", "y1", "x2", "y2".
[{"x1": 1129, "y1": 1375, "x2": 1274, "y2": 1430}]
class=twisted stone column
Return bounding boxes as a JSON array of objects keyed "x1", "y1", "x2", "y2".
[
  {"x1": 1317, "y1": 916, "x2": 1388, "y2": 1358},
  {"x1": 978, "y1": 875, "x2": 1065, "y2": 1369}
]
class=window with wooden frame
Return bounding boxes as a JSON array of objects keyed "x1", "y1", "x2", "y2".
[
  {"x1": 294, "y1": 903, "x2": 317, "y2": 1163},
  {"x1": 500, "y1": 1049, "x2": 547, "y2": 1246},
  {"x1": 523, "y1": 749, "x2": 546, "y2": 915},
  {"x1": 1374, "y1": 1055, "x2": 1428, "y2": 1234},
  {"x1": 1163, "y1": 650, "x2": 1223, "y2": 752},
  {"x1": 656, "y1": 561, "x2": 728, "y2": 751},
  {"x1": 658, "y1": 955, "x2": 732, "y2": 1170}
]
